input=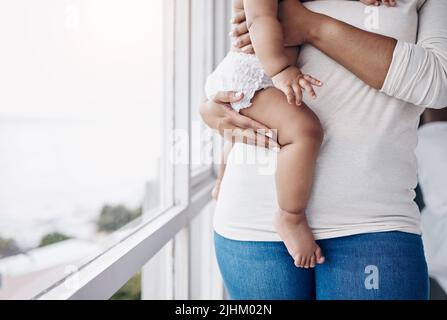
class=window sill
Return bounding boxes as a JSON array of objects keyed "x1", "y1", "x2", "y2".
[{"x1": 35, "y1": 177, "x2": 215, "y2": 300}]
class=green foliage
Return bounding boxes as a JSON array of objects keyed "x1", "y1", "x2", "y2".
[
  {"x1": 97, "y1": 205, "x2": 142, "y2": 233},
  {"x1": 110, "y1": 272, "x2": 141, "y2": 300},
  {"x1": 0, "y1": 237, "x2": 21, "y2": 258},
  {"x1": 38, "y1": 232, "x2": 71, "y2": 248}
]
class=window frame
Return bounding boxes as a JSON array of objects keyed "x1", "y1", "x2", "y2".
[{"x1": 36, "y1": 0, "x2": 230, "y2": 300}]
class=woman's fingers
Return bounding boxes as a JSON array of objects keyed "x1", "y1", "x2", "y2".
[
  {"x1": 217, "y1": 111, "x2": 279, "y2": 150},
  {"x1": 207, "y1": 91, "x2": 279, "y2": 150},
  {"x1": 241, "y1": 44, "x2": 254, "y2": 54},
  {"x1": 233, "y1": 33, "x2": 251, "y2": 49},
  {"x1": 231, "y1": 10, "x2": 246, "y2": 24},
  {"x1": 212, "y1": 91, "x2": 244, "y2": 104},
  {"x1": 246, "y1": 131, "x2": 279, "y2": 150},
  {"x1": 230, "y1": 21, "x2": 248, "y2": 37},
  {"x1": 223, "y1": 125, "x2": 279, "y2": 150},
  {"x1": 231, "y1": 113, "x2": 279, "y2": 150}
]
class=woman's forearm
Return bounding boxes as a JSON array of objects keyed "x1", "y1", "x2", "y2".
[
  {"x1": 233, "y1": 1, "x2": 447, "y2": 107},
  {"x1": 308, "y1": 13, "x2": 396, "y2": 90},
  {"x1": 281, "y1": 3, "x2": 396, "y2": 90}
]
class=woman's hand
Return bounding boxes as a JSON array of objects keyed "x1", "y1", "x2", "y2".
[
  {"x1": 229, "y1": 11, "x2": 254, "y2": 54},
  {"x1": 230, "y1": 1, "x2": 315, "y2": 52},
  {"x1": 200, "y1": 92, "x2": 280, "y2": 150}
]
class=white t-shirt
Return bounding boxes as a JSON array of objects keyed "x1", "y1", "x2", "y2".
[{"x1": 214, "y1": 0, "x2": 447, "y2": 241}]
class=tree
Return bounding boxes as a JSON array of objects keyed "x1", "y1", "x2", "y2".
[
  {"x1": 110, "y1": 272, "x2": 141, "y2": 300},
  {"x1": 0, "y1": 237, "x2": 21, "y2": 258},
  {"x1": 38, "y1": 232, "x2": 71, "y2": 248},
  {"x1": 97, "y1": 205, "x2": 142, "y2": 233}
]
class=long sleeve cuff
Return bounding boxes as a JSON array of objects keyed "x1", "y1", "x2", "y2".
[{"x1": 381, "y1": 40, "x2": 447, "y2": 109}]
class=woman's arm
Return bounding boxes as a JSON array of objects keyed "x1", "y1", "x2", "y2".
[
  {"x1": 283, "y1": 2, "x2": 396, "y2": 90},
  {"x1": 232, "y1": 0, "x2": 447, "y2": 108},
  {"x1": 233, "y1": 2, "x2": 395, "y2": 89},
  {"x1": 380, "y1": 0, "x2": 447, "y2": 109}
]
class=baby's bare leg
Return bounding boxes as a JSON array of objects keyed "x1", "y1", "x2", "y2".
[{"x1": 240, "y1": 87, "x2": 324, "y2": 268}]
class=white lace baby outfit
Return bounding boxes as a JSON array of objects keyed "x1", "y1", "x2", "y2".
[{"x1": 205, "y1": 51, "x2": 274, "y2": 112}]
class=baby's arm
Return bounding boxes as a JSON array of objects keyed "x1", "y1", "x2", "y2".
[
  {"x1": 244, "y1": 0, "x2": 289, "y2": 77},
  {"x1": 244, "y1": 0, "x2": 321, "y2": 106},
  {"x1": 285, "y1": 47, "x2": 299, "y2": 67}
]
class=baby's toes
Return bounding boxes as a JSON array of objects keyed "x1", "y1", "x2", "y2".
[
  {"x1": 315, "y1": 245, "x2": 326, "y2": 264},
  {"x1": 294, "y1": 254, "x2": 304, "y2": 268},
  {"x1": 303, "y1": 256, "x2": 313, "y2": 269},
  {"x1": 310, "y1": 255, "x2": 316, "y2": 268}
]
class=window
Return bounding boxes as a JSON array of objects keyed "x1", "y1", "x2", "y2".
[
  {"x1": 0, "y1": 0, "x2": 230, "y2": 300},
  {"x1": 190, "y1": 0, "x2": 214, "y2": 174},
  {"x1": 0, "y1": 0, "x2": 172, "y2": 299}
]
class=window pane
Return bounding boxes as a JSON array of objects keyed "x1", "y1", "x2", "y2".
[
  {"x1": 190, "y1": 0, "x2": 213, "y2": 172},
  {"x1": 110, "y1": 269, "x2": 141, "y2": 300},
  {"x1": 0, "y1": 0, "x2": 170, "y2": 299}
]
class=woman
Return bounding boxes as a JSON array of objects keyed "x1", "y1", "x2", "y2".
[{"x1": 201, "y1": 0, "x2": 447, "y2": 300}]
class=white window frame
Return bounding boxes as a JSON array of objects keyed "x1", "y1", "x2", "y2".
[{"x1": 36, "y1": 0, "x2": 231, "y2": 300}]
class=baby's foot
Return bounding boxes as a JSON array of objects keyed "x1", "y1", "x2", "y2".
[
  {"x1": 360, "y1": 0, "x2": 396, "y2": 6},
  {"x1": 212, "y1": 180, "x2": 222, "y2": 200},
  {"x1": 274, "y1": 210, "x2": 325, "y2": 268}
]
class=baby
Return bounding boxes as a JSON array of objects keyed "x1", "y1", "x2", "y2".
[{"x1": 206, "y1": 0, "x2": 396, "y2": 269}]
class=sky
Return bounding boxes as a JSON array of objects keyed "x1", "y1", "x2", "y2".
[{"x1": 0, "y1": 0, "x2": 165, "y2": 248}]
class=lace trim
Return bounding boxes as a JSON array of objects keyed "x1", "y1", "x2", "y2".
[{"x1": 205, "y1": 52, "x2": 273, "y2": 112}]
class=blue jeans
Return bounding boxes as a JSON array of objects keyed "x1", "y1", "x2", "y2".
[{"x1": 214, "y1": 231, "x2": 429, "y2": 300}]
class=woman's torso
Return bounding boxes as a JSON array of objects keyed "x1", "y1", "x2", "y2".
[{"x1": 215, "y1": 0, "x2": 427, "y2": 241}]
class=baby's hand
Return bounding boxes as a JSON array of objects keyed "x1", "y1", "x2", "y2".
[
  {"x1": 360, "y1": 0, "x2": 396, "y2": 6},
  {"x1": 272, "y1": 66, "x2": 322, "y2": 106}
]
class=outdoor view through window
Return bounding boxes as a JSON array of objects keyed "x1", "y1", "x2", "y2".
[{"x1": 0, "y1": 0, "x2": 166, "y2": 299}]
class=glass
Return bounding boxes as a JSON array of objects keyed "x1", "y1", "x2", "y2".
[
  {"x1": 0, "y1": 0, "x2": 170, "y2": 299},
  {"x1": 111, "y1": 269, "x2": 141, "y2": 300},
  {"x1": 190, "y1": 0, "x2": 214, "y2": 173}
]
